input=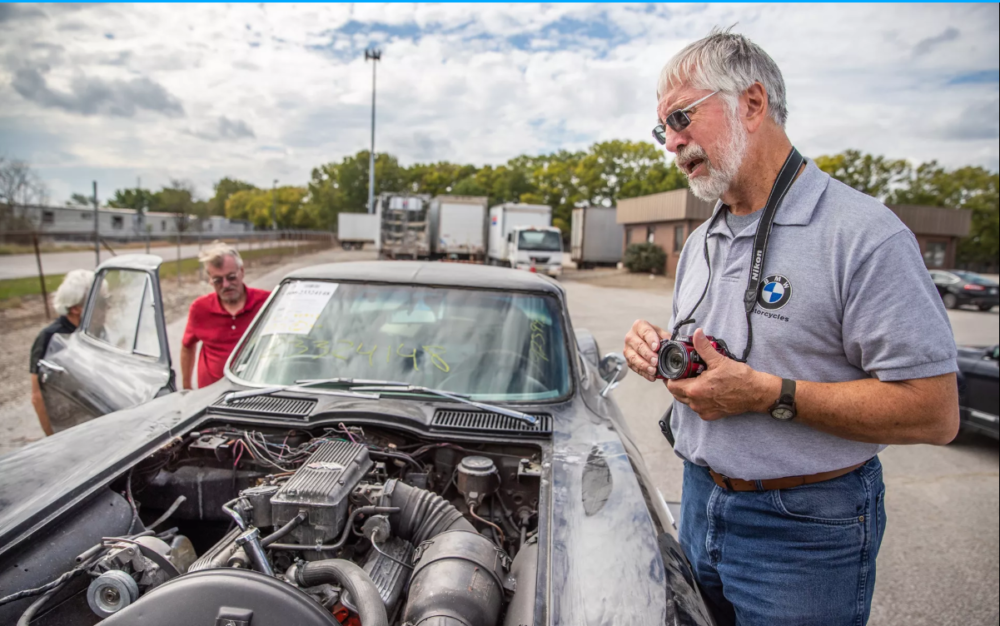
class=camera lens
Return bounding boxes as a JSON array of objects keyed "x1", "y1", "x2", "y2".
[{"x1": 659, "y1": 343, "x2": 689, "y2": 379}]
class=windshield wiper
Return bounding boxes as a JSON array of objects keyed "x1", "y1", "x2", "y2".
[
  {"x1": 223, "y1": 378, "x2": 382, "y2": 404},
  {"x1": 347, "y1": 384, "x2": 538, "y2": 425},
  {"x1": 224, "y1": 378, "x2": 538, "y2": 425}
]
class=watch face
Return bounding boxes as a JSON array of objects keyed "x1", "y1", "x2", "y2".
[{"x1": 771, "y1": 407, "x2": 795, "y2": 421}]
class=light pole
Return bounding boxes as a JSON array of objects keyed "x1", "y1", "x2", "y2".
[
  {"x1": 271, "y1": 179, "x2": 278, "y2": 230},
  {"x1": 365, "y1": 48, "x2": 381, "y2": 215}
]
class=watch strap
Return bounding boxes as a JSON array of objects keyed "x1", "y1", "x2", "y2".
[{"x1": 769, "y1": 378, "x2": 797, "y2": 420}]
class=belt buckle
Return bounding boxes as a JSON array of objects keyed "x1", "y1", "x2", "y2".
[{"x1": 717, "y1": 474, "x2": 734, "y2": 491}]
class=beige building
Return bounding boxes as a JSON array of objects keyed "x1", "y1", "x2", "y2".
[{"x1": 616, "y1": 189, "x2": 972, "y2": 278}]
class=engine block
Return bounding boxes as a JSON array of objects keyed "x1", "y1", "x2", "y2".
[{"x1": 270, "y1": 440, "x2": 373, "y2": 545}]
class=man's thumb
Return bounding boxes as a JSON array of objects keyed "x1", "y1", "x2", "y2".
[{"x1": 693, "y1": 328, "x2": 724, "y2": 366}]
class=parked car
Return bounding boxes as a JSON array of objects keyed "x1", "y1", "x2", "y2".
[
  {"x1": 957, "y1": 344, "x2": 999, "y2": 440},
  {"x1": 0, "y1": 258, "x2": 712, "y2": 626},
  {"x1": 929, "y1": 270, "x2": 999, "y2": 311}
]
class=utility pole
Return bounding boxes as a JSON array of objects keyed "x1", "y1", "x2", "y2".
[
  {"x1": 92, "y1": 181, "x2": 100, "y2": 268},
  {"x1": 365, "y1": 48, "x2": 381, "y2": 215},
  {"x1": 271, "y1": 179, "x2": 278, "y2": 230}
]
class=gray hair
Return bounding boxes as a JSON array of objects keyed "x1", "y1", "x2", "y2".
[
  {"x1": 198, "y1": 240, "x2": 243, "y2": 269},
  {"x1": 657, "y1": 28, "x2": 788, "y2": 128},
  {"x1": 52, "y1": 269, "x2": 95, "y2": 315}
]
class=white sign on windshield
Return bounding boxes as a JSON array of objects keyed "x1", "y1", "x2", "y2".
[{"x1": 260, "y1": 281, "x2": 337, "y2": 335}]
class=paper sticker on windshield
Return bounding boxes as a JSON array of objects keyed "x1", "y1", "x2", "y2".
[{"x1": 260, "y1": 282, "x2": 337, "y2": 335}]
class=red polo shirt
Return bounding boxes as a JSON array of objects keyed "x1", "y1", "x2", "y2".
[{"x1": 182, "y1": 287, "x2": 270, "y2": 388}]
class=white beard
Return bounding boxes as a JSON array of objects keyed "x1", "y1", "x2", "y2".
[{"x1": 683, "y1": 107, "x2": 749, "y2": 202}]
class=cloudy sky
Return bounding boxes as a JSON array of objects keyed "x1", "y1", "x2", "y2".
[{"x1": 1, "y1": 3, "x2": 997, "y2": 204}]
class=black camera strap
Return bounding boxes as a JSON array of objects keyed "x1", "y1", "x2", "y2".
[{"x1": 671, "y1": 147, "x2": 805, "y2": 363}]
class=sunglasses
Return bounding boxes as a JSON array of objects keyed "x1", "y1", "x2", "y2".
[
  {"x1": 209, "y1": 273, "x2": 240, "y2": 287},
  {"x1": 652, "y1": 91, "x2": 719, "y2": 145}
]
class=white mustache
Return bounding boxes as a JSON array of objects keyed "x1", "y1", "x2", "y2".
[{"x1": 677, "y1": 144, "x2": 710, "y2": 172}]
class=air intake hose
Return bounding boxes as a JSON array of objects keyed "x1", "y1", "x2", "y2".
[
  {"x1": 296, "y1": 560, "x2": 387, "y2": 626},
  {"x1": 380, "y1": 479, "x2": 475, "y2": 545}
]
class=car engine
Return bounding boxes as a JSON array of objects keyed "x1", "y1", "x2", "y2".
[{"x1": 0, "y1": 424, "x2": 543, "y2": 626}]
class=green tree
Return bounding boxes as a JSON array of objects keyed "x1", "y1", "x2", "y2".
[
  {"x1": 107, "y1": 188, "x2": 158, "y2": 212},
  {"x1": 209, "y1": 178, "x2": 257, "y2": 216},
  {"x1": 304, "y1": 151, "x2": 407, "y2": 230},
  {"x1": 814, "y1": 150, "x2": 909, "y2": 201},
  {"x1": 818, "y1": 149, "x2": 999, "y2": 270},
  {"x1": 226, "y1": 186, "x2": 314, "y2": 229},
  {"x1": 891, "y1": 163, "x2": 999, "y2": 269},
  {"x1": 68, "y1": 193, "x2": 92, "y2": 206},
  {"x1": 404, "y1": 162, "x2": 478, "y2": 197}
]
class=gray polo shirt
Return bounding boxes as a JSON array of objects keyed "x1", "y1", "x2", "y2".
[{"x1": 669, "y1": 159, "x2": 958, "y2": 480}]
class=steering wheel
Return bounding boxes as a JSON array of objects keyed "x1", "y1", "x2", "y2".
[{"x1": 439, "y1": 349, "x2": 548, "y2": 395}]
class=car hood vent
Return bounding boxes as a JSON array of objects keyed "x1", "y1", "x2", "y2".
[
  {"x1": 211, "y1": 394, "x2": 316, "y2": 418},
  {"x1": 431, "y1": 409, "x2": 552, "y2": 435}
]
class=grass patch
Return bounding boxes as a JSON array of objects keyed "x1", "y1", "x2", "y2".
[
  {"x1": 0, "y1": 244, "x2": 324, "y2": 302},
  {"x1": 0, "y1": 273, "x2": 66, "y2": 301}
]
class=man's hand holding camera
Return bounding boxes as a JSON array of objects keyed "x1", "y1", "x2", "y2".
[{"x1": 624, "y1": 320, "x2": 780, "y2": 421}]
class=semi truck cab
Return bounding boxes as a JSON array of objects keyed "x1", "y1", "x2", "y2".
[{"x1": 508, "y1": 226, "x2": 563, "y2": 277}]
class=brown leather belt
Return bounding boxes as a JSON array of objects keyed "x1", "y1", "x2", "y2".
[{"x1": 709, "y1": 461, "x2": 867, "y2": 492}]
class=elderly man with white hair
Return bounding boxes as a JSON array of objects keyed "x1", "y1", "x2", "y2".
[
  {"x1": 181, "y1": 241, "x2": 269, "y2": 389},
  {"x1": 29, "y1": 269, "x2": 95, "y2": 435},
  {"x1": 623, "y1": 30, "x2": 959, "y2": 625}
]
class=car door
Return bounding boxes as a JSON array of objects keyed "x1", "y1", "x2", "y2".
[
  {"x1": 37, "y1": 255, "x2": 174, "y2": 431},
  {"x1": 965, "y1": 345, "x2": 1000, "y2": 434}
]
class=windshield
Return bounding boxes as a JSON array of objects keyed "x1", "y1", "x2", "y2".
[
  {"x1": 230, "y1": 281, "x2": 571, "y2": 402},
  {"x1": 518, "y1": 230, "x2": 562, "y2": 252},
  {"x1": 953, "y1": 271, "x2": 997, "y2": 286}
]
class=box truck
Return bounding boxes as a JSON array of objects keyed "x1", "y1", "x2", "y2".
[
  {"x1": 377, "y1": 193, "x2": 432, "y2": 259},
  {"x1": 570, "y1": 206, "x2": 624, "y2": 269},
  {"x1": 337, "y1": 212, "x2": 378, "y2": 250},
  {"x1": 487, "y1": 203, "x2": 563, "y2": 277},
  {"x1": 429, "y1": 195, "x2": 488, "y2": 260}
]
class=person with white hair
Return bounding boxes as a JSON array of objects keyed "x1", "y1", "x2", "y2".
[
  {"x1": 622, "y1": 29, "x2": 958, "y2": 625},
  {"x1": 180, "y1": 241, "x2": 269, "y2": 389},
  {"x1": 29, "y1": 269, "x2": 95, "y2": 435}
]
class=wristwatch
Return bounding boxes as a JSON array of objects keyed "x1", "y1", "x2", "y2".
[{"x1": 769, "y1": 378, "x2": 797, "y2": 421}]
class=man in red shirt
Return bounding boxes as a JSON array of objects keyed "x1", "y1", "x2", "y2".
[{"x1": 181, "y1": 241, "x2": 270, "y2": 389}]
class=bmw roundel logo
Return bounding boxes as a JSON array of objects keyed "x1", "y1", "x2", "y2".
[{"x1": 758, "y1": 275, "x2": 792, "y2": 310}]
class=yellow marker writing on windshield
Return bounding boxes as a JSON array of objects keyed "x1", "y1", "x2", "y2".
[
  {"x1": 397, "y1": 344, "x2": 419, "y2": 371},
  {"x1": 421, "y1": 345, "x2": 450, "y2": 373},
  {"x1": 356, "y1": 342, "x2": 378, "y2": 366}
]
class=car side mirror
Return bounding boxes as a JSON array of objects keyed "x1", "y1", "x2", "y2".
[{"x1": 598, "y1": 353, "x2": 628, "y2": 397}]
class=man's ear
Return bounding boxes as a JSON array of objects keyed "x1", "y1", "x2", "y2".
[{"x1": 743, "y1": 82, "x2": 768, "y2": 133}]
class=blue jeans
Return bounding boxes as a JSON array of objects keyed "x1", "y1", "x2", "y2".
[{"x1": 679, "y1": 458, "x2": 887, "y2": 626}]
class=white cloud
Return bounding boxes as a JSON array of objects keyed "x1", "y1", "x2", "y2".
[{"x1": 0, "y1": 3, "x2": 996, "y2": 203}]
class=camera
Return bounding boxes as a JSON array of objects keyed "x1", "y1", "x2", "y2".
[{"x1": 657, "y1": 335, "x2": 734, "y2": 380}]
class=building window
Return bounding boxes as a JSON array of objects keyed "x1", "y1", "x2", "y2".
[
  {"x1": 674, "y1": 225, "x2": 685, "y2": 253},
  {"x1": 81, "y1": 212, "x2": 91, "y2": 220},
  {"x1": 923, "y1": 241, "x2": 947, "y2": 268},
  {"x1": 42, "y1": 211, "x2": 55, "y2": 225},
  {"x1": 625, "y1": 228, "x2": 633, "y2": 245},
  {"x1": 646, "y1": 227, "x2": 655, "y2": 244},
  {"x1": 112, "y1": 216, "x2": 124, "y2": 230},
  {"x1": 161, "y1": 220, "x2": 167, "y2": 230}
]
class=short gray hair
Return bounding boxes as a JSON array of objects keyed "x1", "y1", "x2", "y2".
[
  {"x1": 657, "y1": 28, "x2": 788, "y2": 128},
  {"x1": 52, "y1": 269, "x2": 95, "y2": 315},
  {"x1": 198, "y1": 240, "x2": 243, "y2": 269}
]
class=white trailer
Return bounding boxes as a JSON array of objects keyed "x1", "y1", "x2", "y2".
[
  {"x1": 487, "y1": 203, "x2": 562, "y2": 277},
  {"x1": 337, "y1": 212, "x2": 378, "y2": 250},
  {"x1": 429, "y1": 195, "x2": 488, "y2": 260},
  {"x1": 571, "y1": 206, "x2": 624, "y2": 269}
]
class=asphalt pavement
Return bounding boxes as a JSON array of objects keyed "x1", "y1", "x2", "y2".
[
  {"x1": 0, "y1": 238, "x2": 305, "y2": 280},
  {"x1": 561, "y1": 279, "x2": 999, "y2": 626}
]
